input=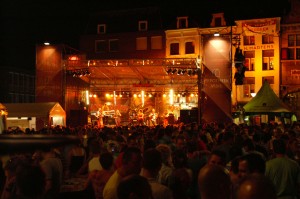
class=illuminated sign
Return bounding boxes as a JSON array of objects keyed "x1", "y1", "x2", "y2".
[{"x1": 244, "y1": 45, "x2": 274, "y2": 51}]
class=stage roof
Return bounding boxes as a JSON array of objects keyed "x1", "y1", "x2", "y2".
[{"x1": 64, "y1": 58, "x2": 200, "y2": 93}]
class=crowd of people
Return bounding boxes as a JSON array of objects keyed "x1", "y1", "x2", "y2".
[{"x1": 1, "y1": 120, "x2": 300, "y2": 199}]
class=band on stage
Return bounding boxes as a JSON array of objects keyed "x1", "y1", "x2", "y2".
[{"x1": 94, "y1": 105, "x2": 173, "y2": 127}]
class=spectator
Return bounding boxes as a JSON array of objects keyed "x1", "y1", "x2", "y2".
[
  {"x1": 155, "y1": 144, "x2": 174, "y2": 187},
  {"x1": 117, "y1": 174, "x2": 153, "y2": 199},
  {"x1": 103, "y1": 147, "x2": 142, "y2": 199},
  {"x1": 236, "y1": 173, "x2": 276, "y2": 199},
  {"x1": 85, "y1": 152, "x2": 115, "y2": 199},
  {"x1": 15, "y1": 164, "x2": 46, "y2": 199},
  {"x1": 198, "y1": 164, "x2": 232, "y2": 199},
  {"x1": 141, "y1": 148, "x2": 173, "y2": 199},
  {"x1": 39, "y1": 147, "x2": 63, "y2": 199},
  {"x1": 265, "y1": 138, "x2": 300, "y2": 199},
  {"x1": 237, "y1": 152, "x2": 266, "y2": 181},
  {"x1": 207, "y1": 149, "x2": 227, "y2": 168}
]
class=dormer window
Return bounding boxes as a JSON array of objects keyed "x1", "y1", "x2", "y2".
[
  {"x1": 139, "y1": 21, "x2": 148, "y2": 31},
  {"x1": 97, "y1": 24, "x2": 106, "y2": 34},
  {"x1": 177, "y1": 17, "x2": 188, "y2": 29},
  {"x1": 210, "y1": 13, "x2": 226, "y2": 27}
]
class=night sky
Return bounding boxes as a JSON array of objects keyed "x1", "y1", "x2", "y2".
[{"x1": 0, "y1": 0, "x2": 290, "y2": 70}]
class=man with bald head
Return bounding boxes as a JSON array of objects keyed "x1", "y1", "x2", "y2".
[
  {"x1": 198, "y1": 164, "x2": 232, "y2": 199},
  {"x1": 236, "y1": 173, "x2": 276, "y2": 199}
]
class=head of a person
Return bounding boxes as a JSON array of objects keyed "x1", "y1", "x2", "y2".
[
  {"x1": 172, "y1": 148, "x2": 188, "y2": 169},
  {"x1": 122, "y1": 146, "x2": 142, "y2": 175},
  {"x1": 155, "y1": 144, "x2": 172, "y2": 166},
  {"x1": 117, "y1": 174, "x2": 153, "y2": 199},
  {"x1": 198, "y1": 164, "x2": 232, "y2": 199},
  {"x1": 175, "y1": 135, "x2": 186, "y2": 150},
  {"x1": 99, "y1": 152, "x2": 114, "y2": 170},
  {"x1": 207, "y1": 150, "x2": 227, "y2": 167},
  {"x1": 16, "y1": 164, "x2": 46, "y2": 199},
  {"x1": 242, "y1": 138, "x2": 256, "y2": 152},
  {"x1": 273, "y1": 138, "x2": 286, "y2": 155},
  {"x1": 238, "y1": 152, "x2": 266, "y2": 180},
  {"x1": 236, "y1": 173, "x2": 276, "y2": 199},
  {"x1": 142, "y1": 148, "x2": 162, "y2": 175}
]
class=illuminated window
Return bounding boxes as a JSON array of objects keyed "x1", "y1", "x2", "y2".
[
  {"x1": 170, "y1": 43, "x2": 179, "y2": 55},
  {"x1": 109, "y1": 39, "x2": 119, "y2": 52},
  {"x1": 95, "y1": 40, "x2": 106, "y2": 53},
  {"x1": 185, "y1": 41, "x2": 195, "y2": 54},
  {"x1": 287, "y1": 34, "x2": 300, "y2": 60},
  {"x1": 262, "y1": 50, "x2": 274, "y2": 70},
  {"x1": 262, "y1": 35, "x2": 274, "y2": 44},
  {"x1": 97, "y1": 24, "x2": 106, "y2": 34},
  {"x1": 243, "y1": 36, "x2": 255, "y2": 45},
  {"x1": 151, "y1": 36, "x2": 162, "y2": 49},
  {"x1": 136, "y1": 37, "x2": 147, "y2": 50},
  {"x1": 244, "y1": 51, "x2": 255, "y2": 71},
  {"x1": 138, "y1": 21, "x2": 148, "y2": 31},
  {"x1": 243, "y1": 77, "x2": 255, "y2": 98}
]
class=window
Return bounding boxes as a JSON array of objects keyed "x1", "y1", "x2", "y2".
[
  {"x1": 136, "y1": 37, "x2": 147, "y2": 50},
  {"x1": 95, "y1": 40, "x2": 106, "y2": 53},
  {"x1": 243, "y1": 77, "x2": 255, "y2": 98},
  {"x1": 138, "y1": 21, "x2": 148, "y2": 31},
  {"x1": 151, "y1": 36, "x2": 162, "y2": 50},
  {"x1": 185, "y1": 41, "x2": 195, "y2": 54},
  {"x1": 170, "y1": 43, "x2": 179, "y2": 55},
  {"x1": 97, "y1": 24, "x2": 106, "y2": 34},
  {"x1": 109, "y1": 39, "x2": 119, "y2": 52},
  {"x1": 215, "y1": 17, "x2": 222, "y2": 27},
  {"x1": 287, "y1": 34, "x2": 300, "y2": 60},
  {"x1": 262, "y1": 35, "x2": 274, "y2": 44},
  {"x1": 243, "y1": 36, "x2": 255, "y2": 45},
  {"x1": 177, "y1": 17, "x2": 188, "y2": 29},
  {"x1": 244, "y1": 51, "x2": 255, "y2": 71},
  {"x1": 262, "y1": 50, "x2": 274, "y2": 70}
]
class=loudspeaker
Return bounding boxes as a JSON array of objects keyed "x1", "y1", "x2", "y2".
[{"x1": 180, "y1": 109, "x2": 198, "y2": 124}]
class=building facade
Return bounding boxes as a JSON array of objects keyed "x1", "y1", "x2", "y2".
[
  {"x1": 0, "y1": 67, "x2": 35, "y2": 103},
  {"x1": 35, "y1": 3, "x2": 300, "y2": 126}
]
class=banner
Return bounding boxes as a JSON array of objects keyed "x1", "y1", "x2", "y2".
[{"x1": 242, "y1": 19, "x2": 277, "y2": 36}]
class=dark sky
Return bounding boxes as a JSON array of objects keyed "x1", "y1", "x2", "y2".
[{"x1": 0, "y1": 0, "x2": 290, "y2": 70}]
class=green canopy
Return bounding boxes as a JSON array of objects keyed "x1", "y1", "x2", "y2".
[{"x1": 243, "y1": 80, "x2": 292, "y2": 114}]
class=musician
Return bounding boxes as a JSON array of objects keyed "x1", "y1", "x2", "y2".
[
  {"x1": 102, "y1": 103, "x2": 110, "y2": 111},
  {"x1": 102, "y1": 103, "x2": 110, "y2": 125},
  {"x1": 137, "y1": 109, "x2": 144, "y2": 125},
  {"x1": 97, "y1": 108, "x2": 103, "y2": 128},
  {"x1": 149, "y1": 108, "x2": 158, "y2": 126},
  {"x1": 114, "y1": 109, "x2": 122, "y2": 127}
]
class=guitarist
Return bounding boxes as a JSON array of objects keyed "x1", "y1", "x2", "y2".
[{"x1": 149, "y1": 108, "x2": 158, "y2": 126}]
